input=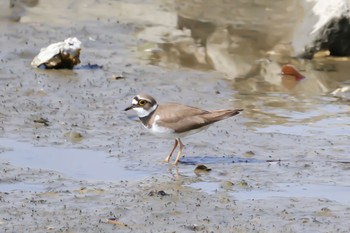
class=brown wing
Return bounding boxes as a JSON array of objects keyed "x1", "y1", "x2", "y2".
[
  {"x1": 200, "y1": 109, "x2": 243, "y2": 122},
  {"x1": 155, "y1": 103, "x2": 243, "y2": 133}
]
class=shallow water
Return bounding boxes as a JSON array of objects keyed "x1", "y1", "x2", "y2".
[
  {"x1": 190, "y1": 182, "x2": 350, "y2": 205},
  {"x1": 249, "y1": 95, "x2": 350, "y2": 136},
  {"x1": 0, "y1": 138, "x2": 150, "y2": 182},
  {"x1": 0, "y1": 182, "x2": 44, "y2": 193}
]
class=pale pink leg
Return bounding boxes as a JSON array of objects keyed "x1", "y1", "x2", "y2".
[
  {"x1": 174, "y1": 138, "x2": 184, "y2": 165},
  {"x1": 165, "y1": 139, "x2": 178, "y2": 163}
]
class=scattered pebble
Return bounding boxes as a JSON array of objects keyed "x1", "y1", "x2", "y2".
[
  {"x1": 111, "y1": 74, "x2": 125, "y2": 80},
  {"x1": 317, "y1": 207, "x2": 333, "y2": 217},
  {"x1": 235, "y1": 180, "x2": 249, "y2": 188},
  {"x1": 244, "y1": 150, "x2": 255, "y2": 157},
  {"x1": 65, "y1": 131, "x2": 84, "y2": 142},
  {"x1": 194, "y1": 164, "x2": 212, "y2": 174},
  {"x1": 221, "y1": 180, "x2": 234, "y2": 190}
]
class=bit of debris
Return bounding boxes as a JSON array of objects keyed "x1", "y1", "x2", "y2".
[
  {"x1": 33, "y1": 117, "x2": 49, "y2": 126},
  {"x1": 183, "y1": 224, "x2": 206, "y2": 231},
  {"x1": 148, "y1": 190, "x2": 169, "y2": 197},
  {"x1": 111, "y1": 74, "x2": 125, "y2": 80},
  {"x1": 99, "y1": 217, "x2": 127, "y2": 227},
  {"x1": 30, "y1": 199, "x2": 47, "y2": 204}
]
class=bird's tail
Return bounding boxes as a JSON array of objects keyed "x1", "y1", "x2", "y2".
[{"x1": 203, "y1": 109, "x2": 243, "y2": 123}]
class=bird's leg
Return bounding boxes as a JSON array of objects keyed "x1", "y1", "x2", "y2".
[
  {"x1": 165, "y1": 139, "x2": 178, "y2": 163},
  {"x1": 174, "y1": 138, "x2": 184, "y2": 165}
]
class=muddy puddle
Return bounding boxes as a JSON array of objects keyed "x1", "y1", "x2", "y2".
[
  {"x1": 0, "y1": 0, "x2": 350, "y2": 232},
  {"x1": 0, "y1": 182, "x2": 44, "y2": 193},
  {"x1": 0, "y1": 138, "x2": 151, "y2": 182},
  {"x1": 190, "y1": 182, "x2": 350, "y2": 205}
]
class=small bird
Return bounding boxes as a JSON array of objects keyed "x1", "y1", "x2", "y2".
[{"x1": 124, "y1": 94, "x2": 243, "y2": 165}]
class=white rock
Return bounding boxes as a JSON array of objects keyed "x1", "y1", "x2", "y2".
[
  {"x1": 31, "y1": 37, "x2": 82, "y2": 69},
  {"x1": 292, "y1": 0, "x2": 350, "y2": 56},
  {"x1": 331, "y1": 86, "x2": 350, "y2": 99}
]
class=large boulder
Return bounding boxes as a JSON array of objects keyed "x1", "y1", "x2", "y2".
[{"x1": 294, "y1": 0, "x2": 350, "y2": 58}]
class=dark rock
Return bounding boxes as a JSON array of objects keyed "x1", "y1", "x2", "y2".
[
  {"x1": 304, "y1": 15, "x2": 350, "y2": 58},
  {"x1": 148, "y1": 190, "x2": 169, "y2": 197}
]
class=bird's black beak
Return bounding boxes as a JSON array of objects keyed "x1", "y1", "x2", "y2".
[{"x1": 124, "y1": 105, "x2": 133, "y2": 111}]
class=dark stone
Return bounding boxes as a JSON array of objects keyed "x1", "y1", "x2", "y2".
[
  {"x1": 304, "y1": 15, "x2": 350, "y2": 58},
  {"x1": 194, "y1": 164, "x2": 212, "y2": 172},
  {"x1": 157, "y1": 190, "x2": 168, "y2": 196}
]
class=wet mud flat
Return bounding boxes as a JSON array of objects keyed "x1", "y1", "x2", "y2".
[
  {"x1": 1, "y1": 0, "x2": 350, "y2": 232},
  {"x1": 1, "y1": 134, "x2": 350, "y2": 232}
]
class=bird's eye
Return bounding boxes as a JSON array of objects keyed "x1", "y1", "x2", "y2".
[{"x1": 138, "y1": 100, "x2": 146, "y2": 106}]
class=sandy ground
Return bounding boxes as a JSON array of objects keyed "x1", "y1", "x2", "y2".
[{"x1": 1, "y1": 0, "x2": 350, "y2": 232}]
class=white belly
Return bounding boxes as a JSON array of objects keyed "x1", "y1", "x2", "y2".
[{"x1": 145, "y1": 122, "x2": 210, "y2": 139}]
